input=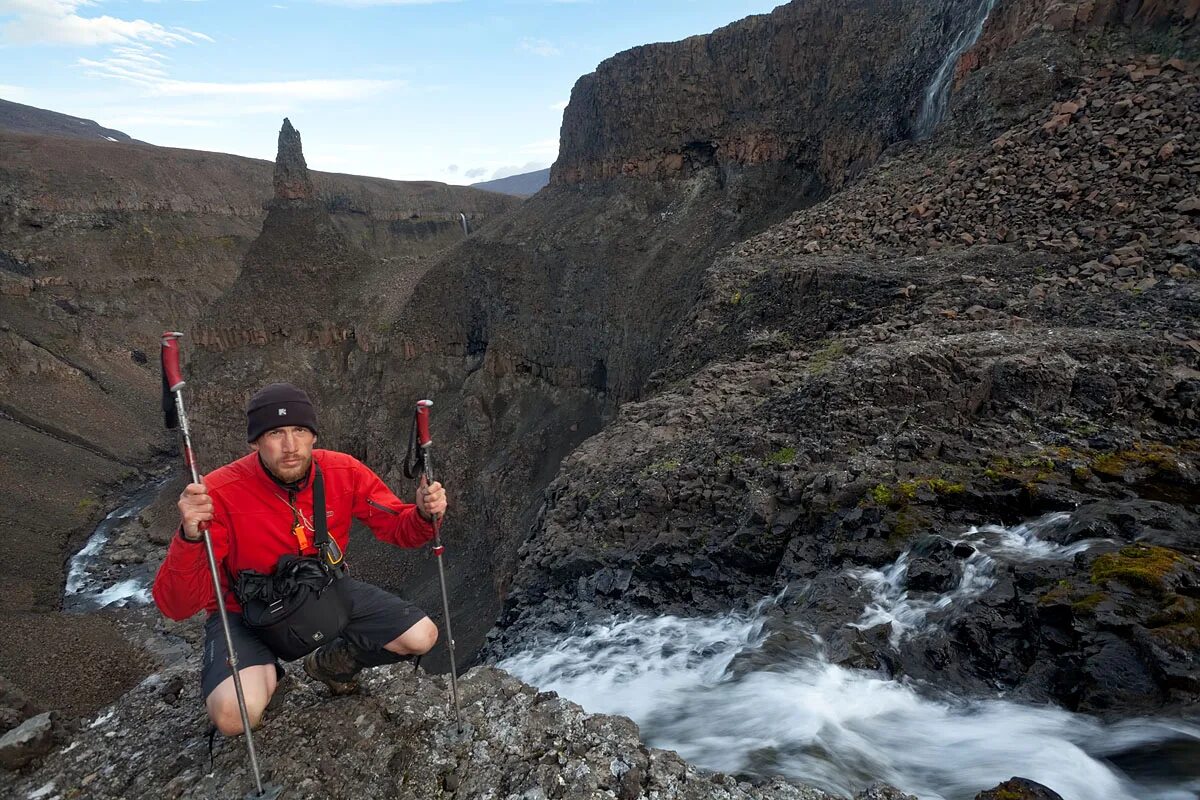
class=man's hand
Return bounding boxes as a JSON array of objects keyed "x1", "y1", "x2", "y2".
[
  {"x1": 178, "y1": 482, "x2": 213, "y2": 541},
  {"x1": 416, "y1": 478, "x2": 447, "y2": 521}
]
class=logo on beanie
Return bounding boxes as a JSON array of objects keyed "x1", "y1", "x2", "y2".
[{"x1": 278, "y1": 408, "x2": 287, "y2": 416}]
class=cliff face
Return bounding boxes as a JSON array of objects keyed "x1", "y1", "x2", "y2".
[{"x1": 553, "y1": 0, "x2": 991, "y2": 188}]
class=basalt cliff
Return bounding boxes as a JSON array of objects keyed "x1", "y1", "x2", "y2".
[{"x1": 1, "y1": 0, "x2": 1199, "y2": 798}]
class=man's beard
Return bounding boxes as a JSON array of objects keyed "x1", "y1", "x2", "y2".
[{"x1": 270, "y1": 456, "x2": 310, "y2": 484}]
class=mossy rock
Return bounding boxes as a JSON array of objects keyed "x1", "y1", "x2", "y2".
[
  {"x1": 867, "y1": 478, "x2": 965, "y2": 509},
  {"x1": 1071, "y1": 592, "x2": 1107, "y2": 614},
  {"x1": 806, "y1": 341, "x2": 845, "y2": 373},
  {"x1": 1090, "y1": 444, "x2": 1181, "y2": 480},
  {"x1": 1090, "y1": 545, "x2": 1184, "y2": 596},
  {"x1": 885, "y1": 508, "x2": 927, "y2": 545},
  {"x1": 765, "y1": 447, "x2": 796, "y2": 466}
]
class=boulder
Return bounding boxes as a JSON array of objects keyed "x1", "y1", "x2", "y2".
[
  {"x1": 0, "y1": 712, "x2": 55, "y2": 771},
  {"x1": 975, "y1": 777, "x2": 1064, "y2": 799}
]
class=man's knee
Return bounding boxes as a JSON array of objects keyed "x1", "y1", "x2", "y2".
[
  {"x1": 410, "y1": 618, "x2": 438, "y2": 654},
  {"x1": 208, "y1": 694, "x2": 267, "y2": 736},
  {"x1": 206, "y1": 665, "x2": 276, "y2": 736},
  {"x1": 388, "y1": 617, "x2": 437, "y2": 655}
]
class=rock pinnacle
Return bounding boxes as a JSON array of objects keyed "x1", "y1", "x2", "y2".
[{"x1": 273, "y1": 117, "x2": 314, "y2": 202}]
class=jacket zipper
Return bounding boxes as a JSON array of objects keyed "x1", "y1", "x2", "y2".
[{"x1": 367, "y1": 499, "x2": 398, "y2": 516}]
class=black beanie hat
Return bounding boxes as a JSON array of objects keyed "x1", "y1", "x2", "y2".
[{"x1": 246, "y1": 383, "x2": 319, "y2": 442}]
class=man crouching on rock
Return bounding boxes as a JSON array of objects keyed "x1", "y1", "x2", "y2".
[{"x1": 151, "y1": 383, "x2": 446, "y2": 735}]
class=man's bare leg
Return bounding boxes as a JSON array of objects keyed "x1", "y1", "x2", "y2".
[
  {"x1": 383, "y1": 616, "x2": 438, "y2": 657},
  {"x1": 206, "y1": 664, "x2": 278, "y2": 736}
]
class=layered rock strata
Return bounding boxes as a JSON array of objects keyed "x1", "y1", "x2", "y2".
[{"x1": 552, "y1": 0, "x2": 991, "y2": 187}]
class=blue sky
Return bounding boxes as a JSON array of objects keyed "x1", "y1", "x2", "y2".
[{"x1": 1, "y1": 0, "x2": 784, "y2": 184}]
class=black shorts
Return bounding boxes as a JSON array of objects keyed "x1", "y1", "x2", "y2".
[{"x1": 200, "y1": 578, "x2": 428, "y2": 699}]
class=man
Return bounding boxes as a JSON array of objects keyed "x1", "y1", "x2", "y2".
[{"x1": 152, "y1": 383, "x2": 447, "y2": 736}]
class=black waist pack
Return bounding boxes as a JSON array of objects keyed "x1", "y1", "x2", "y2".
[{"x1": 233, "y1": 464, "x2": 348, "y2": 661}]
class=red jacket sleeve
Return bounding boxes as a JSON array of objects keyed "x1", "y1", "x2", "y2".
[
  {"x1": 351, "y1": 461, "x2": 436, "y2": 548},
  {"x1": 151, "y1": 493, "x2": 230, "y2": 621}
]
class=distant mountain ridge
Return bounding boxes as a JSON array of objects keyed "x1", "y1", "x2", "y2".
[
  {"x1": 0, "y1": 98, "x2": 140, "y2": 143},
  {"x1": 471, "y1": 167, "x2": 550, "y2": 197}
]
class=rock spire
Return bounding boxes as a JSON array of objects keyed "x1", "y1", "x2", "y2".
[{"x1": 272, "y1": 117, "x2": 314, "y2": 202}]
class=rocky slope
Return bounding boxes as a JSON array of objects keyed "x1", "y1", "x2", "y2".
[
  {"x1": 0, "y1": 121, "x2": 517, "y2": 725},
  {"x1": 0, "y1": 98, "x2": 138, "y2": 143},
  {"x1": 489, "y1": 25, "x2": 1200, "y2": 728},
  {"x1": 0, "y1": 660, "x2": 916, "y2": 800},
  {"x1": 472, "y1": 168, "x2": 551, "y2": 197}
]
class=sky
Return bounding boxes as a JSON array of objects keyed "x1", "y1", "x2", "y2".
[{"x1": 0, "y1": 0, "x2": 785, "y2": 185}]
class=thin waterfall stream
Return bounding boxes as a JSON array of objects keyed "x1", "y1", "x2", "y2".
[{"x1": 914, "y1": 0, "x2": 999, "y2": 138}]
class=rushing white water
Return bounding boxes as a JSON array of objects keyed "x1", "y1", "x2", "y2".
[
  {"x1": 64, "y1": 478, "x2": 167, "y2": 612},
  {"x1": 500, "y1": 516, "x2": 1200, "y2": 800},
  {"x1": 914, "y1": 0, "x2": 998, "y2": 138},
  {"x1": 851, "y1": 513, "x2": 1108, "y2": 644}
]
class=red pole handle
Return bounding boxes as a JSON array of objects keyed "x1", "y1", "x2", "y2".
[
  {"x1": 161, "y1": 331, "x2": 185, "y2": 392},
  {"x1": 415, "y1": 400, "x2": 433, "y2": 447}
]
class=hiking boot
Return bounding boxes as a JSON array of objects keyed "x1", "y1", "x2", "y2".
[{"x1": 303, "y1": 639, "x2": 361, "y2": 696}]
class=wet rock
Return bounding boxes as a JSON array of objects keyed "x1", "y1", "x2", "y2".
[
  {"x1": 906, "y1": 557, "x2": 961, "y2": 593},
  {"x1": 855, "y1": 784, "x2": 918, "y2": 800},
  {"x1": 974, "y1": 776, "x2": 1064, "y2": 799}
]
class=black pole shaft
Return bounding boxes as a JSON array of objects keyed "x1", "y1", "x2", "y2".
[
  {"x1": 173, "y1": 392, "x2": 268, "y2": 795},
  {"x1": 421, "y1": 446, "x2": 462, "y2": 728}
]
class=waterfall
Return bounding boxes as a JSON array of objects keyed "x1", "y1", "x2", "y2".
[{"x1": 914, "y1": 0, "x2": 999, "y2": 138}]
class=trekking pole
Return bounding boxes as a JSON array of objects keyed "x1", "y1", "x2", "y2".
[
  {"x1": 161, "y1": 332, "x2": 279, "y2": 800},
  {"x1": 410, "y1": 399, "x2": 463, "y2": 729}
]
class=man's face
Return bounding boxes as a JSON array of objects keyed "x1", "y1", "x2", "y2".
[{"x1": 252, "y1": 426, "x2": 316, "y2": 483}]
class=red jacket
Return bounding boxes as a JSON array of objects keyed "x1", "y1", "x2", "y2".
[{"x1": 152, "y1": 449, "x2": 435, "y2": 620}]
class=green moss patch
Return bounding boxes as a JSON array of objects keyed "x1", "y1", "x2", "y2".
[
  {"x1": 866, "y1": 478, "x2": 964, "y2": 509},
  {"x1": 765, "y1": 447, "x2": 797, "y2": 466},
  {"x1": 1091, "y1": 444, "x2": 1181, "y2": 479},
  {"x1": 1091, "y1": 545, "x2": 1184, "y2": 596},
  {"x1": 807, "y1": 341, "x2": 846, "y2": 373},
  {"x1": 642, "y1": 458, "x2": 681, "y2": 475}
]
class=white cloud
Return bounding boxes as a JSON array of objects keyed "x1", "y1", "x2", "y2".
[
  {"x1": 464, "y1": 167, "x2": 487, "y2": 179},
  {"x1": 550, "y1": 100, "x2": 567, "y2": 111},
  {"x1": 149, "y1": 77, "x2": 399, "y2": 99},
  {"x1": 0, "y1": 0, "x2": 208, "y2": 46},
  {"x1": 78, "y1": 50, "x2": 401, "y2": 100},
  {"x1": 519, "y1": 37, "x2": 560, "y2": 57},
  {"x1": 0, "y1": 82, "x2": 33, "y2": 103}
]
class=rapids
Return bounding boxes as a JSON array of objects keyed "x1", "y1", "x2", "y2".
[{"x1": 500, "y1": 514, "x2": 1200, "y2": 800}]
